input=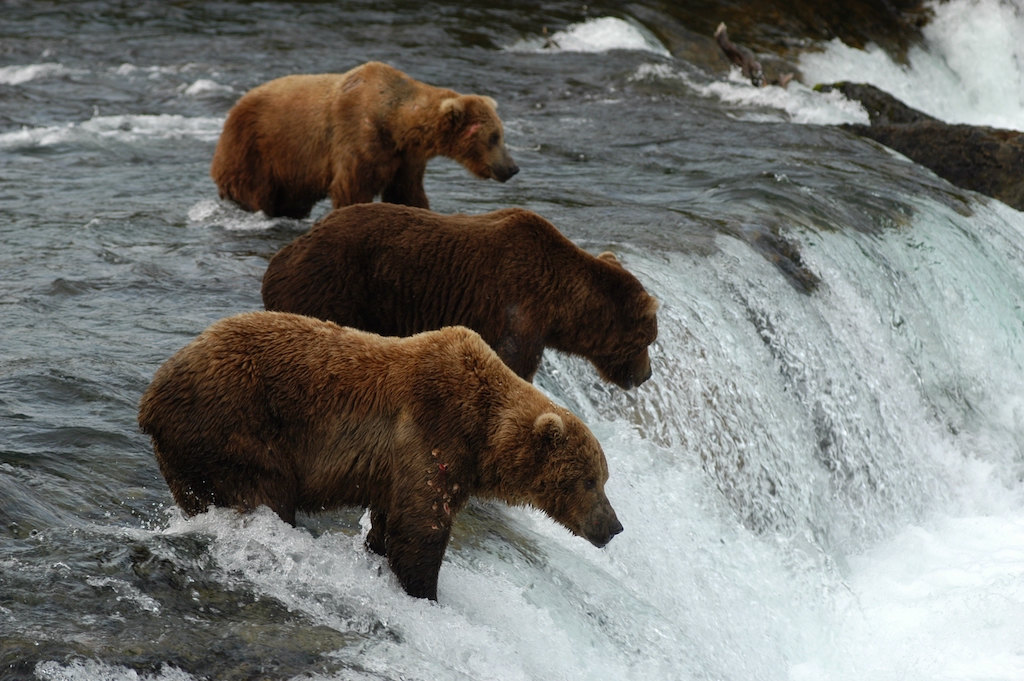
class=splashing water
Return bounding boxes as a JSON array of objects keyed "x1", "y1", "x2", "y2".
[{"x1": 798, "y1": 0, "x2": 1024, "y2": 129}]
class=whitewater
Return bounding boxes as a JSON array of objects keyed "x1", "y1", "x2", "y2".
[
  {"x1": 2, "y1": 1, "x2": 1022, "y2": 680},
  {"x1": 798, "y1": 0, "x2": 1024, "y2": 130}
]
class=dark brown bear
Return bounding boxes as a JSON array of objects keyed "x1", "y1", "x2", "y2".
[
  {"x1": 261, "y1": 203, "x2": 658, "y2": 389},
  {"x1": 138, "y1": 312, "x2": 622, "y2": 601},
  {"x1": 210, "y1": 61, "x2": 518, "y2": 218}
]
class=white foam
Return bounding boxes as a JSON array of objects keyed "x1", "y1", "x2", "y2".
[
  {"x1": 0, "y1": 114, "x2": 224, "y2": 149},
  {"x1": 180, "y1": 78, "x2": 234, "y2": 97},
  {"x1": 84, "y1": 576, "x2": 162, "y2": 614},
  {"x1": 793, "y1": 514, "x2": 1024, "y2": 681},
  {"x1": 798, "y1": 0, "x2": 1024, "y2": 129},
  {"x1": 630, "y1": 62, "x2": 870, "y2": 125},
  {"x1": 507, "y1": 16, "x2": 670, "y2": 57},
  {"x1": 186, "y1": 198, "x2": 298, "y2": 231},
  {"x1": 111, "y1": 62, "x2": 200, "y2": 78},
  {"x1": 704, "y1": 75, "x2": 869, "y2": 125},
  {"x1": 0, "y1": 63, "x2": 72, "y2": 85},
  {"x1": 35, "y1": 660, "x2": 197, "y2": 681}
]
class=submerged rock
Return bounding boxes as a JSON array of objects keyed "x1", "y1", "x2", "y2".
[{"x1": 820, "y1": 82, "x2": 1024, "y2": 211}]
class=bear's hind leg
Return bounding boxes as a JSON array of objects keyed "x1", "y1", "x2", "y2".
[
  {"x1": 155, "y1": 459, "x2": 297, "y2": 524},
  {"x1": 234, "y1": 470, "x2": 300, "y2": 525},
  {"x1": 200, "y1": 442, "x2": 300, "y2": 525},
  {"x1": 263, "y1": 185, "x2": 321, "y2": 219}
]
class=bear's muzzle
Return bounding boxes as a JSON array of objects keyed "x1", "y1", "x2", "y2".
[
  {"x1": 602, "y1": 351, "x2": 653, "y2": 390},
  {"x1": 583, "y1": 501, "x2": 623, "y2": 548},
  {"x1": 492, "y1": 159, "x2": 519, "y2": 182}
]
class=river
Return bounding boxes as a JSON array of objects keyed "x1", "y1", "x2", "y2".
[{"x1": 2, "y1": 1, "x2": 1022, "y2": 680}]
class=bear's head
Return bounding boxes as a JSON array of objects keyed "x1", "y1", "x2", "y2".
[
  {"x1": 588, "y1": 252, "x2": 659, "y2": 390},
  {"x1": 440, "y1": 95, "x2": 519, "y2": 183},
  {"x1": 497, "y1": 409, "x2": 623, "y2": 548}
]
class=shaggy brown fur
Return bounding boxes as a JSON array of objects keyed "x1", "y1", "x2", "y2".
[
  {"x1": 210, "y1": 61, "x2": 518, "y2": 218},
  {"x1": 138, "y1": 312, "x2": 621, "y2": 600},
  {"x1": 262, "y1": 203, "x2": 659, "y2": 389}
]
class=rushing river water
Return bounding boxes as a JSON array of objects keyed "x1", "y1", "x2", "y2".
[{"x1": 2, "y1": 1, "x2": 1023, "y2": 680}]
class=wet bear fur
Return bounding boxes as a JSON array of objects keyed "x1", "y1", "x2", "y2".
[
  {"x1": 138, "y1": 312, "x2": 622, "y2": 600},
  {"x1": 261, "y1": 203, "x2": 659, "y2": 389},
  {"x1": 210, "y1": 61, "x2": 518, "y2": 218}
]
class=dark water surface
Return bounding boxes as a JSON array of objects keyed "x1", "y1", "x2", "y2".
[{"x1": 3, "y1": 2, "x2": 1023, "y2": 680}]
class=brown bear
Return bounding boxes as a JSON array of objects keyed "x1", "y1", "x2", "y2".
[
  {"x1": 261, "y1": 203, "x2": 659, "y2": 389},
  {"x1": 209, "y1": 61, "x2": 518, "y2": 218},
  {"x1": 138, "y1": 311, "x2": 622, "y2": 601}
]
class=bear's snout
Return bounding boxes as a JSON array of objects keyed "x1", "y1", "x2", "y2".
[
  {"x1": 492, "y1": 158, "x2": 519, "y2": 183},
  {"x1": 628, "y1": 351, "x2": 653, "y2": 388},
  {"x1": 601, "y1": 351, "x2": 653, "y2": 390},
  {"x1": 584, "y1": 503, "x2": 624, "y2": 548},
  {"x1": 632, "y1": 357, "x2": 653, "y2": 387}
]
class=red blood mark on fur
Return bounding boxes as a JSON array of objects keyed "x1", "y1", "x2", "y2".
[
  {"x1": 428, "y1": 450, "x2": 454, "y2": 517},
  {"x1": 461, "y1": 122, "x2": 481, "y2": 140}
]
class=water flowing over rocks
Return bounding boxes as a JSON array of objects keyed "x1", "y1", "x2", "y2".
[
  {"x1": 819, "y1": 82, "x2": 1024, "y2": 211},
  {"x1": 628, "y1": 1, "x2": 1024, "y2": 211},
  {"x1": 4, "y1": 2, "x2": 1023, "y2": 679},
  {"x1": 630, "y1": 0, "x2": 930, "y2": 75}
]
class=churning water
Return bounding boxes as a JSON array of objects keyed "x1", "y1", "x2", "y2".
[
  {"x1": 798, "y1": 0, "x2": 1024, "y2": 130},
  {"x1": 2, "y1": 1, "x2": 1022, "y2": 680}
]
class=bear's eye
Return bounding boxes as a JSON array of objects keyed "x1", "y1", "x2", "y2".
[
  {"x1": 583, "y1": 478, "x2": 596, "y2": 491},
  {"x1": 489, "y1": 132, "x2": 500, "y2": 147}
]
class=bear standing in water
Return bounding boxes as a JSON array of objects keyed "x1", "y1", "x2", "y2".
[
  {"x1": 262, "y1": 203, "x2": 658, "y2": 389},
  {"x1": 210, "y1": 61, "x2": 518, "y2": 218},
  {"x1": 138, "y1": 312, "x2": 622, "y2": 601}
]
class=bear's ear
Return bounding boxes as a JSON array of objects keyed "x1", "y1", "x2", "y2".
[
  {"x1": 642, "y1": 294, "x2": 660, "y2": 317},
  {"x1": 440, "y1": 96, "x2": 465, "y2": 117},
  {"x1": 533, "y1": 412, "x2": 565, "y2": 446},
  {"x1": 441, "y1": 95, "x2": 498, "y2": 124},
  {"x1": 597, "y1": 251, "x2": 620, "y2": 264}
]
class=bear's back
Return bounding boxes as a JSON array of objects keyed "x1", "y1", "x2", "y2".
[{"x1": 143, "y1": 313, "x2": 512, "y2": 413}]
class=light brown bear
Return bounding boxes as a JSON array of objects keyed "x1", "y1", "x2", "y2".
[
  {"x1": 138, "y1": 311, "x2": 622, "y2": 601},
  {"x1": 262, "y1": 203, "x2": 659, "y2": 389},
  {"x1": 210, "y1": 61, "x2": 518, "y2": 218}
]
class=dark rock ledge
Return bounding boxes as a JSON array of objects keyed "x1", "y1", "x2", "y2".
[{"x1": 818, "y1": 82, "x2": 1024, "y2": 212}]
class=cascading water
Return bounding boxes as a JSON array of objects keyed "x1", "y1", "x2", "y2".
[
  {"x1": 2, "y1": 1, "x2": 1022, "y2": 680},
  {"x1": 798, "y1": 0, "x2": 1024, "y2": 129}
]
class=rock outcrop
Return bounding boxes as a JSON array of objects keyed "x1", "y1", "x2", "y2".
[
  {"x1": 819, "y1": 82, "x2": 1024, "y2": 211},
  {"x1": 632, "y1": 0, "x2": 931, "y2": 72}
]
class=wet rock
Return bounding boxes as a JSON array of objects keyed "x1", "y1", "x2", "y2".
[
  {"x1": 630, "y1": 0, "x2": 931, "y2": 73},
  {"x1": 820, "y1": 82, "x2": 1024, "y2": 211},
  {"x1": 849, "y1": 122, "x2": 1024, "y2": 211},
  {"x1": 815, "y1": 81, "x2": 937, "y2": 125}
]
